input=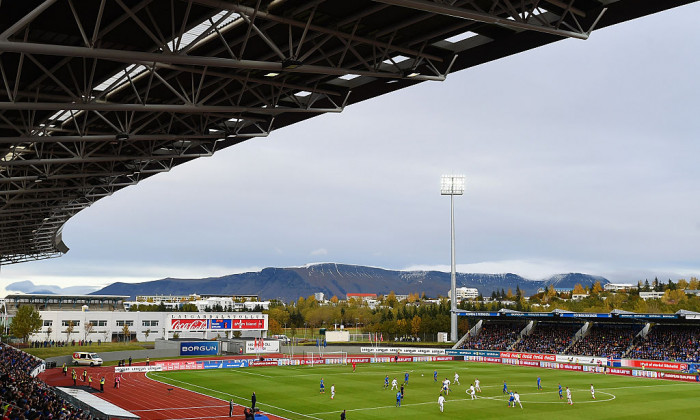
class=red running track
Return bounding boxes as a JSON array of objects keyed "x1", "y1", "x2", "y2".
[{"x1": 40, "y1": 364, "x2": 287, "y2": 420}]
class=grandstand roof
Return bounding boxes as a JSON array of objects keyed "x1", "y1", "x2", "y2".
[
  {"x1": 1, "y1": 0, "x2": 696, "y2": 264},
  {"x1": 457, "y1": 309, "x2": 700, "y2": 323}
]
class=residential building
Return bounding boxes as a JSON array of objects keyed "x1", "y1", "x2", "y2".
[
  {"x1": 604, "y1": 283, "x2": 638, "y2": 292},
  {"x1": 448, "y1": 287, "x2": 479, "y2": 301},
  {"x1": 346, "y1": 293, "x2": 377, "y2": 302},
  {"x1": 639, "y1": 291, "x2": 665, "y2": 300}
]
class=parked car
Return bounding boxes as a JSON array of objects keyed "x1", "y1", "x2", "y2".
[{"x1": 272, "y1": 335, "x2": 290, "y2": 344}]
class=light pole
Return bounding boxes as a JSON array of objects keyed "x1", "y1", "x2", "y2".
[{"x1": 441, "y1": 174, "x2": 465, "y2": 343}]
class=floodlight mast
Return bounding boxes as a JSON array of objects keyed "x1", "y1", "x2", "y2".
[{"x1": 441, "y1": 175, "x2": 465, "y2": 343}]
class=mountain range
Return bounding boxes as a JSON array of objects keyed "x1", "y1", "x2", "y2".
[{"x1": 83, "y1": 263, "x2": 609, "y2": 301}]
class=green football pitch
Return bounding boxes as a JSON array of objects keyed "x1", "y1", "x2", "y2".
[{"x1": 148, "y1": 361, "x2": 698, "y2": 419}]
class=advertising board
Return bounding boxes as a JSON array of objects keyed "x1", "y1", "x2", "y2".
[
  {"x1": 245, "y1": 340, "x2": 280, "y2": 353},
  {"x1": 180, "y1": 341, "x2": 220, "y2": 356}
]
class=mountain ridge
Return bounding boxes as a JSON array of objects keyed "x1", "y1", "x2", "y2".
[{"x1": 90, "y1": 263, "x2": 610, "y2": 301}]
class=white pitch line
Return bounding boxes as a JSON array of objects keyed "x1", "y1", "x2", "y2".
[
  {"x1": 130, "y1": 405, "x2": 227, "y2": 412},
  {"x1": 161, "y1": 415, "x2": 244, "y2": 420},
  {"x1": 478, "y1": 390, "x2": 616, "y2": 404},
  {"x1": 229, "y1": 369, "x2": 274, "y2": 378},
  {"x1": 149, "y1": 372, "x2": 321, "y2": 420},
  {"x1": 309, "y1": 398, "x2": 463, "y2": 415}
]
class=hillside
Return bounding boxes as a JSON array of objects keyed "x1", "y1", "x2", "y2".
[{"x1": 92, "y1": 263, "x2": 609, "y2": 301}]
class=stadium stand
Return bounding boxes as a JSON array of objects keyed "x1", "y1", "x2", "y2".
[
  {"x1": 628, "y1": 325, "x2": 700, "y2": 363},
  {"x1": 460, "y1": 322, "x2": 523, "y2": 350},
  {"x1": 511, "y1": 322, "x2": 581, "y2": 354},
  {"x1": 0, "y1": 343, "x2": 96, "y2": 420},
  {"x1": 566, "y1": 323, "x2": 642, "y2": 359}
]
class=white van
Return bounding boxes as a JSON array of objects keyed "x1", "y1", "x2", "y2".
[
  {"x1": 72, "y1": 351, "x2": 103, "y2": 366},
  {"x1": 272, "y1": 334, "x2": 290, "y2": 344}
]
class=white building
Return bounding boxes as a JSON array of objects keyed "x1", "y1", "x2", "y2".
[
  {"x1": 193, "y1": 297, "x2": 269, "y2": 312},
  {"x1": 314, "y1": 292, "x2": 325, "y2": 302},
  {"x1": 604, "y1": 283, "x2": 638, "y2": 292},
  {"x1": 639, "y1": 291, "x2": 666, "y2": 300},
  {"x1": 31, "y1": 311, "x2": 268, "y2": 343},
  {"x1": 124, "y1": 294, "x2": 267, "y2": 311},
  {"x1": 448, "y1": 287, "x2": 480, "y2": 301}
]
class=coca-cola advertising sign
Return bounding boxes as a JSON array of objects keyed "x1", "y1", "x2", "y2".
[
  {"x1": 171, "y1": 319, "x2": 208, "y2": 330},
  {"x1": 500, "y1": 352, "x2": 556, "y2": 362},
  {"x1": 169, "y1": 317, "x2": 266, "y2": 330}
]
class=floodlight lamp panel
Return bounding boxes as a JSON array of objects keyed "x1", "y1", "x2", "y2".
[{"x1": 440, "y1": 174, "x2": 465, "y2": 195}]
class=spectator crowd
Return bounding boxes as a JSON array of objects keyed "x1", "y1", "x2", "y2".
[
  {"x1": 512, "y1": 322, "x2": 579, "y2": 354},
  {"x1": 459, "y1": 321, "x2": 700, "y2": 363},
  {"x1": 460, "y1": 322, "x2": 523, "y2": 350},
  {"x1": 1, "y1": 343, "x2": 97, "y2": 420},
  {"x1": 627, "y1": 325, "x2": 700, "y2": 363},
  {"x1": 566, "y1": 323, "x2": 641, "y2": 359}
]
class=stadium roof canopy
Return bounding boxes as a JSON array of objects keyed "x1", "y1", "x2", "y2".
[
  {"x1": 0, "y1": 0, "x2": 696, "y2": 264},
  {"x1": 457, "y1": 309, "x2": 700, "y2": 322}
]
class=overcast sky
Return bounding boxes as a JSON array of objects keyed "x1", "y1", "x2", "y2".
[{"x1": 2, "y1": 4, "x2": 700, "y2": 296}]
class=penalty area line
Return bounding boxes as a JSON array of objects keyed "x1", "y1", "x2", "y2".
[{"x1": 148, "y1": 373, "x2": 318, "y2": 420}]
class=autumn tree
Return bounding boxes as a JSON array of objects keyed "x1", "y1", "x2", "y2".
[
  {"x1": 573, "y1": 283, "x2": 586, "y2": 294},
  {"x1": 267, "y1": 318, "x2": 283, "y2": 335},
  {"x1": 662, "y1": 289, "x2": 687, "y2": 305},
  {"x1": 410, "y1": 315, "x2": 421, "y2": 337},
  {"x1": 83, "y1": 322, "x2": 94, "y2": 341},
  {"x1": 10, "y1": 305, "x2": 42, "y2": 343},
  {"x1": 591, "y1": 281, "x2": 603, "y2": 295},
  {"x1": 267, "y1": 307, "x2": 290, "y2": 329},
  {"x1": 65, "y1": 321, "x2": 75, "y2": 342},
  {"x1": 386, "y1": 291, "x2": 398, "y2": 308},
  {"x1": 546, "y1": 285, "x2": 557, "y2": 301},
  {"x1": 330, "y1": 295, "x2": 339, "y2": 304}
]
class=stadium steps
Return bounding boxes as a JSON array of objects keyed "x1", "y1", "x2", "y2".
[
  {"x1": 453, "y1": 320, "x2": 482, "y2": 349},
  {"x1": 564, "y1": 322, "x2": 591, "y2": 353}
]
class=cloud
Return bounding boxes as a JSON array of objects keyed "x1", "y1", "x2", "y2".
[{"x1": 310, "y1": 248, "x2": 328, "y2": 256}]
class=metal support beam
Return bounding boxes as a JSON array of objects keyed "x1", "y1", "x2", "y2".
[
  {"x1": 188, "y1": 0, "x2": 444, "y2": 62},
  {"x1": 0, "y1": 0, "x2": 59, "y2": 41},
  {"x1": 371, "y1": 0, "x2": 590, "y2": 40},
  {"x1": 0, "y1": 101, "x2": 343, "y2": 115},
  {"x1": 0, "y1": 41, "x2": 407, "y2": 79}
]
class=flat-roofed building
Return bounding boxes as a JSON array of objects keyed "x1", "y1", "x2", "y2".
[
  {"x1": 30, "y1": 311, "x2": 268, "y2": 342},
  {"x1": 639, "y1": 291, "x2": 665, "y2": 300},
  {"x1": 448, "y1": 287, "x2": 479, "y2": 301},
  {"x1": 346, "y1": 293, "x2": 377, "y2": 302},
  {"x1": 604, "y1": 283, "x2": 638, "y2": 292},
  {"x1": 3, "y1": 294, "x2": 128, "y2": 315}
]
